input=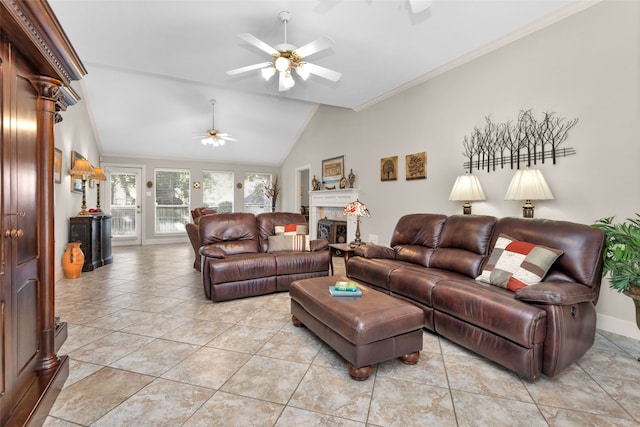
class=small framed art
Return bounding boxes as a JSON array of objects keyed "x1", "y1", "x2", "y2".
[
  {"x1": 54, "y1": 148, "x2": 62, "y2": 184},
  {"x1": 380, "y1": 156, "x2": 398, "y2": 181},
  {"x1": 406, "y1": 152, "x2": 427, "y2": 180},
  {"x1": 322, "y1": 155, "x2": 344, "y2": 184}
]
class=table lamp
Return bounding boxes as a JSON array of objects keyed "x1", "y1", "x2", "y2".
[
  {"x1": 69, "y1": 158, "x2": 95, "y2": 216},
  {"x1": 92, "y1": 166, "x2": 107, "y2": 212},
  {"x1": 504, "y1": 168, "x2": 554, "y2": 218},
  {"x1": 448, "y1": 173, "x2": 486, "y2": 215},
  {"x1": 344, "y1": 199, "x2": 370, "y2": 247}
]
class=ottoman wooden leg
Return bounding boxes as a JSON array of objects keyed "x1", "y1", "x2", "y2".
[
  {"x1": 291, "y1": 315, "x2": 303, "y2": 327},
  {"x1": 347, "y1": 363, "x2": 371, "y2": 381},
  {"x1": 400, "y1": 351, "x2": 420, "y2": 365}
]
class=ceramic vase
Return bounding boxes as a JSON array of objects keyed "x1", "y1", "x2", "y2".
[{"x1": 62, "y1": 242, "x2": 84, "y2": 279}]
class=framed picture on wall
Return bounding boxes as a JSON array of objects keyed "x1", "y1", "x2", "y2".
[
  {"x1": 70, "y1": 150, "x2": 85, "y2": 193},
  {"x1": 54, "y1": 148, "x2": 62, "y2": 184},
  {"x1": 405, "y1": 152, "x2": 427, "y2": 180},
  {"x1": 380, "y1": 156, "x2": 398, "y2": 181},
  {"x1": 322, "y1": 155, "x2": 344, "y2": 184}
]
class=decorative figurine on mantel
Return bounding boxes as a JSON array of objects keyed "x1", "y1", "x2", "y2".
[
  {"x1": 348, "y1": 169, "x2": 355, "y2": 188},
  {"x1": 312, "y1": 175, "x2": 321, "y2": 191},
  {"x1": 339, "y1": 176, "x2": 347, "y2": 189}
]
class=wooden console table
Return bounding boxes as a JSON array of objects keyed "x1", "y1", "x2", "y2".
[{"x1": 69, "y1": 214, "x2": 113, "y2": 271}]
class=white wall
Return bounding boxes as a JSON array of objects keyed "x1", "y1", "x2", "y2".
[
  {"x1": 281, "y1": 1, "x2": 640, "y2": 339},
  {"x1": 53, "y1": 81, "x2": 102, "y2": 281}
]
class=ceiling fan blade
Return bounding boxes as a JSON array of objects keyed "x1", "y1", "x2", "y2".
[
  {"x1": 221, "y1": 136, "x2": 237, "y2": 142},
  {"x1": 302, "y1": 62, "x2": 342, "y2": 82},
  {"x1": 238, "y1": 33, "x2": 279, "y2": 56},
  {"x1": 278, "y1": 71, "x2": 287, "y2": 91},
  {"x1": 409, "y1": 0, "x2": 432, "y2": 14},
  {"x1": 226, "y1": 62, "x2": 273, "y2": 76},
  {"x1": 294, "y1": 35, "x2": 334, "y2": 58}
]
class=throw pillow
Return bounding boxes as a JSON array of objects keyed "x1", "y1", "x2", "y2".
[
  {"x1": 274, "y1": 224, "x2": 308, "y2": 236},
  {"x1": 267, "y1": 234, "x2": 310, "y2": 252},
  {"x1": 476, "y1": 234, "x2": 563, "y2": 291}
]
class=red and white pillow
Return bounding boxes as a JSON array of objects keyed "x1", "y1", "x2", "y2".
[
  {"x1": 268, "y1": 223, "x2": 310, "y2": 252},
  {"x1": 476, "y1": 234, "x2": 563, "y2": 291}
]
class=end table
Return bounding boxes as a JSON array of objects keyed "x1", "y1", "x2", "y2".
[{"x1": 328, "y1": 243, "x2": 357, "y2": 275}]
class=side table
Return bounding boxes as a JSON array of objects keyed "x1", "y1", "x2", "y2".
[{"x1": 328, "y1": 243, "x2": 357, "y2": 276}]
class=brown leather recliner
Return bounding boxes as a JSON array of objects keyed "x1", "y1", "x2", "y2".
[
  {"x1": 198, "y1": 212, "x2": 330, "y2": 302},
  {"x1": 186, "y1": 207, "x2": 218, "y2": 271}
]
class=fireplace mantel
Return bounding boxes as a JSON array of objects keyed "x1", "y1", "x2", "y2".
[{"x1": 310, "y1": 188, "x2": 359, "y2": 244}]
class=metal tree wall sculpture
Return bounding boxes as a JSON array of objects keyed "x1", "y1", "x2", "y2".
[{"x1": 461, "y1": 110, "x2": 578, "y2": 173}]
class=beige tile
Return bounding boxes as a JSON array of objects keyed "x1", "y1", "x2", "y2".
[
  {"x1": 63, "y1": 359, "x2": 102, "y2": 388},
  {"x1": 206, "y1": 324, "x2": 276, "y2": 353},
  {"x1": 126, "y1": 295, "x2": 184, "y2": 312},
  {"x1": 539, "y1": 405, "x2": 639, "y2": 427},
  {"x1": 119, "y1": 312, "x2": 191, "y2": 337},
  {"x1": 368, "y1": 376, "x2": 456, "y2": 426},
  {"x1": 276, "y1": 406, "x2": 365, "y2": 426},
  {"x1": 451, "y1": 389, "x2": 548, "y2": 427},
  {"x1": 524, "y1": 364, "x2": 631, "y2": 420},
  {"x1": 49, "y1": 367, "x2": 154, "y2": 425},
  {"x1": 238, "y1": 307, "x2": 291, "y2": 330},
  {"x1": 376, "y1": 349, "x2": 448, "y2": 388},
  {"x1": 289, "y1": 365, "x2": 374, "y2": 422},
  {"x1": 184, "y1": 391, "x2": 284, "y2": 427},
  {"x1": 92, "y1": 378, "x2": 213, "y2": 426},
  {"x1": 82, "y1": 307, "x2": 157, "y2": 331},
  {"x1": 110, "y1": 338, "x2": 200, "y2": 376},
  {"x1": 444, "y1": 353, "x2": 532, "y2": 402},
  {"x1": 162, "y1": 347, "x2": 250, "y2": 389},
  {"x1": 161, "y1": 318, "x2": 234, "y2": 345},
  {"x1": 221, "y1": 355, "x2": 308, "y2": 404},
  {"x1": 67, "y1": 331, "x2": 155, "y2": 365},
  {"x1": 57, "y1": 324, "x2": 112, "y2": 353},
  {"x1": 593, "y1": 373, "x2": 640, "y2": 421},
  {"x1": 257, "y1": 328, "x2": 323, "y2": 363}
]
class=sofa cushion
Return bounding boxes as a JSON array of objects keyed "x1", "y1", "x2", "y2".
[
  {"x1": 267, "y1": 234, "x2": 310, "y2": 252},
  {"x1": 275, "y1": 223, "x2": 309, "y2": 235},
  {"x1": 477, "y1": 234, "x2": 563, "y2": 291}
]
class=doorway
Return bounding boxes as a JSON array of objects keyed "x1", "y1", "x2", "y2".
[
  {"x1": 105, "y1": 166, "x2": 143, "y2": 245},
  {"x1": 295, "y1": 165, "x2": 310, "y2": 221}
]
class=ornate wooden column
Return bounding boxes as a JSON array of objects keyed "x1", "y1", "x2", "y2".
[{"x1": 32, "y1": 76, "x2": 65, "y2": 372}]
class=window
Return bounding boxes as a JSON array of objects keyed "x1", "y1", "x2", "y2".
[
  {"x1": 203, "y1": 171, "x2": 234, "y2": 212},
  {"x1": 244, "y1": 173, "x2": 272, "y2": 214},
  {"x1": 155, "y1": 169, "x2": 190, "y2": 233}
]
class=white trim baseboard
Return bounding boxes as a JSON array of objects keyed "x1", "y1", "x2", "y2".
[{"x1": 597, "y1": 313, "x2": 640, "y2": 340}]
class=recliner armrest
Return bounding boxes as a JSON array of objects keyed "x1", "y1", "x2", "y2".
[
  {"x1": 515, "y1": 281, "x2": 596, "y2": 305},
  {"x1": 199, "y1": 246, "x2": 227, "y2": 259},
  {"x1": 310, "y1": 239, "x2": 329, "y2": 251},
  {"x1": 354, "y1": 243, "x2": 396, "y2": 259}
]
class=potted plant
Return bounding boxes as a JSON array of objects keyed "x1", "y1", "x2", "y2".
[{"x1": 593, "y1": 214, "x2": 640, "y2": 329}]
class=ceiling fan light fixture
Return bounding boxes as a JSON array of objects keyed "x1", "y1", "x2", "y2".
[
  {"x1": 296, "y1": 64, "x2": 310, "y2": 80},
  {"x1": 283, "y1": 71, "x2": 295, "y2": 89},
  {"x1": 261, "y1": 66, "x2": 276, "y2": 81},
  {"x1": 274, "y1": 56, "x2": 290, "y2": 72}
]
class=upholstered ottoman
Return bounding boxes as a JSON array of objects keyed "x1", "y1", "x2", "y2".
[{"x1": 290, "y1": 276, "x2": 423, "y2": 380}]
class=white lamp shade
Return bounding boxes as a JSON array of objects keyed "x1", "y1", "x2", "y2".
[
  {"x1": 448, "y1": 174, "x2": 486, "y2": 201},
  {"x1": 504, "y1": 168, "x2": 554, "y2": 201}
]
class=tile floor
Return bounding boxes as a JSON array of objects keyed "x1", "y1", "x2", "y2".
[{"x1": 45, "y1": 243, "x2": 640, "y2": 426}]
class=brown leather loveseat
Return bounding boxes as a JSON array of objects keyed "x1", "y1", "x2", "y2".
[
  {"x1": 347, "y1": 214, "x2": 605, "y2": 380},
  {"x1": 198, "y1": 212, "x2": 330, "y2": 302}
]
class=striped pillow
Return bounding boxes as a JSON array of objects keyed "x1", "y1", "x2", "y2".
[{"x1": 476, "y1": 234, "x2": 563, "y2": 291}]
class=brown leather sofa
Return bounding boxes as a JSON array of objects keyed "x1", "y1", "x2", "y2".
[
  {"x1": 198, "y1": 212, "x2": 330, "y2": 302},
  {"x1": 347, "y1": 214, "x2": 605, "y2": 380},
  {"x1": 186, "y1": 208, "x2": 218, "y2": 271}
]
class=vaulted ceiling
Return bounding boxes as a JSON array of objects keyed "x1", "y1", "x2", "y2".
[{"x1": 49, "y1": 0, "x2": 582, "y2": 166}]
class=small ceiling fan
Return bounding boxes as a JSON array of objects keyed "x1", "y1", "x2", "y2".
[
  {"x1": 198, "y1": 99, "x2": 236, "y2": 148},
  {"x1": 226, "y1": 11, "x2": 341, "y2": 91}
]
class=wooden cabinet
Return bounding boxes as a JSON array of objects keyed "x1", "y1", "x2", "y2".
[
  {"x1": 0, "y1": 1, "x2": 86, "y2": 425},
  {"x1": 69, "y1": 215, "x2": 113, "y2": 272}
]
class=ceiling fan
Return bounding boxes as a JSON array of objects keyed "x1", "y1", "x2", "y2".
[
  {"x1": 199, "y1": 99, "x2": 236, "y2": 148},
  {"x1": 409, "y1": 0, "x2": 433, "y2": 14},
  {"x1": 226, "y1": 11, "x2": 341, "y2": 91}
]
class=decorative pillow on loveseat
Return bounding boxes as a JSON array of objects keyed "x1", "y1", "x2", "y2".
[
  {"x1": 476, "y1": 234, "x2": 563, "y2": 291},
  {"x1": 267, "y1": 234, "x2": 310, "y2": 252},
  {"x1": 274, "y1": 223, "x2": 309, "y2": 236}
]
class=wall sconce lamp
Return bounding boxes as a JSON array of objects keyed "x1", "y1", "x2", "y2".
[
  {"x1": 448, "y1": 173, "x2": 486, "y2": 215},
  {"x1": 504, "y1": 168, "x2": 554, "y2": 218},
  {"x1": 343, "y1": 199, "x2": 371, "y2": 247},
  {"x1": 69, "y1": 159, "x2": 95, "y2": 216},
  {"x1": 92, "y1": 166, "x2": 107, "y2": 212}
]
